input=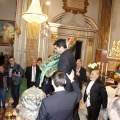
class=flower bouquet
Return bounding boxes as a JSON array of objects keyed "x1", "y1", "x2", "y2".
[{"x1": 88, "y1": 62, "x2": 100, "y2": 73}]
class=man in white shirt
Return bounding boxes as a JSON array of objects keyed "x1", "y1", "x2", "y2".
[
  {"x1": 25, "y1": 59, "x2": 41, "y2": 88},
  {"x1": 83, "y1": 70, "x2": 108, "y2": 120}
]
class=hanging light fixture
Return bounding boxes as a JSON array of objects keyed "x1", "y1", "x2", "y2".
[{"x1": 22, "y1": 0, "x2": 48, "y2": 24}]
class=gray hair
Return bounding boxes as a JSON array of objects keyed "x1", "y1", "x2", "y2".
[{"x1": 76, "y1": 59, "x2": 82, "y2": 63}]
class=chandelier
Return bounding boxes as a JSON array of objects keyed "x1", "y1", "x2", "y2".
[{"x1": 22, "y1": 0, "x2": 48, "y2": 24}]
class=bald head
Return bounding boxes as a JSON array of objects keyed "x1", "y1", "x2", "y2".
[
  {"x1": 31, "y1": 59, "x2": 37, "y2": 67},
  {"x1": 90, "y1": 70, "x2": 99, "y2": 81}
]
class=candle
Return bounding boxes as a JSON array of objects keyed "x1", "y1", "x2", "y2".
[
  {"x1": 105, "y1": 63, "x2": 108, "y2": 75},
  {"x1": 101, "y1": 62, "x2": 104, "y2": 74}
]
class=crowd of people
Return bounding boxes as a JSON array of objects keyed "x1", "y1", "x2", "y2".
[{"x1": 0, "y1": 39, "x2": 120, "y2": 120}]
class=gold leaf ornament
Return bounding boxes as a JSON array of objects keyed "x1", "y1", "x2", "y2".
[
  {"x1": 68, "y1": 33, "x2": 80, "y2": 49},
  {"x1": 15, "y1": 24, "x2": 21, "y2": 35}
]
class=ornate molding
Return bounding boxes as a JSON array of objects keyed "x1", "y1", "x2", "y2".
[
  {"x1": 15, "y1": 24, "x2": 21, "y2": 35},
  {"x1": 108, "y1": 40, "x2": 120, "y2": 58},
  {"x1": 88, "y1": 39, "x2": 94, "y2": 45},
  {"x1": 62, "y1": 0, "x2": 89, "y2": 14},
  {"x1": 51, "y1": 34, "x2": 58, "y2": 43}
]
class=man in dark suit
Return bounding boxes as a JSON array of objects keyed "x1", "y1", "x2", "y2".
[
  {"x1": 83, "y1": 70, "x2": 108, "y2": 120},
  {"x1": 54, "y1": 38, "x2": 76, "y2": 92},
  {"x1": 76, "y1": 59, "x2": 86, "y2": 90},
  {"x1": 36, "y1": 70, "x2": 82, "y2": 120},
  {"x1": 25, "y1": 59, "x2": 41, "y2": 88}
]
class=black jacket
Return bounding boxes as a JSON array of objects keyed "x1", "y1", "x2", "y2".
[
  {"x1": 25, "y1": 65, "x2": 41, "y2": 88},
  {"x1": 58, "y1": 49, "x2": 76, "y2": 92},
  {"x1": 36, "y1": 81, "x2": 82, "y2": 120},
  {"x1": 76, "y1": 67, "x2": 86, "y2": 89},
  {"x1": 83, "y1": 79, "x2": 108, "y2": 109}
]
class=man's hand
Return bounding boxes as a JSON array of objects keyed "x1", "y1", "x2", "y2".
[
  {"x1": 66, "y1": 70, "x2": 74, "y2": 82},
  {"x1": 76, "y1": 72, "x2": 80, "y2": 76}
]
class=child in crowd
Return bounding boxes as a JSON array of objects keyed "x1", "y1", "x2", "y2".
[{"x1": 0, "y1": 65, "x2": 7, "y2": 109}]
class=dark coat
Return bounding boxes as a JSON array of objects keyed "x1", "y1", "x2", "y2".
[
  {"x1": 7, "y1": 63, "x2": 24, "y2": 85},
  {"x1": 83, "y1": 79, "x2": 108, "y2": 109},
  {"x1": 36, "y1": 81, "x2": 82, "y2": 120},
  {"x1": 58, "y1": 49, "x2": 76, "y2": 92},
  {"x1": 25, "y1": 65, "x2": 41, "y2": 88},
  {"x1": 41, "y1": 77, "x2": 53, "y2": 95},
  {"x1": 76, "y1": 67, "x2": 86, "y2": 89}
]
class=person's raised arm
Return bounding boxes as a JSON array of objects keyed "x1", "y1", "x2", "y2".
[{"x1": 66, "y1": 70, "x2": 82, "y2": 102}]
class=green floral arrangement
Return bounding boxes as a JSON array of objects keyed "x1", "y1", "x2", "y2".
[{"x1": 88, "y1": 62, "x2": 100, "y2": 73}]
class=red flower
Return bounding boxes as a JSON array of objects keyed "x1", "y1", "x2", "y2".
[{"x1": 67, "y1": 37, "x2": 71, "y2": 41}]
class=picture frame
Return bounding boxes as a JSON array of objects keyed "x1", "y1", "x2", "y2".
[
  {"x1": 62, "y1": 0, "x2": 89, "y2": 14},
  {"x1": 0, "y1": 20, "x2": 15, "y2": 46},
  {"x1": 108, "y1": 61, "x2": 120, "y2": 72},
  {"x1": 0, "y1": 46, "x2": 10, "y2": 55}
]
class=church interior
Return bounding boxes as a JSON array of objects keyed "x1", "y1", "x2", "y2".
[{"x1": 0, "y1": 0, "x2": 120, "y2": 119}]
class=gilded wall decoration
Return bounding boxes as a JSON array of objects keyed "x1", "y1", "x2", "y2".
[
  {"x1": 108, "y1": 40, "x2": 120, "y2": 58},
  {"x1": 51, "y1": 34, "x2": 58, "y2": 43},
  {"x1": 62, "y1": 0, "x2": 89, "y2": 14},
  {"x1": 88, "y1": 39, "x2": 94, "y2": 46},
  {"x1": 26, "y1": 23, "x2": 40, "y2": 66},
  {"x1": 98, "y1": 0, "x2": 112, "y2": 50},
  {"x1": 86, "y1": 41, "x2": 93, "y2": 70},
  {"x1": 50, "y1": 34, "x2": 58, "y2": 54}
]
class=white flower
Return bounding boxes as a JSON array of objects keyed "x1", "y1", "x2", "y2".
[
  {"x1": 88, "y1": 63, "x2": 92, "y2": 68},
  {"x1": 88, "y1": 62, "x2": 100, "y2": 70},
  {"x1": 93, "y1": 63, "x2": 97, "y2": 68},
  {"x1": 97, "y1": 62, "x2": 100, "y2": 66}
]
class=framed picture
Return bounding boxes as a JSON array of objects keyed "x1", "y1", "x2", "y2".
[
  {"x1": 0, "y1": 46, "x2": 10, "y2": 55},
  {"x1": 0, "y1": 20, "x2": 15, "y2": 46},
  {"x1": 62, "y1": 0, "x2": 89, "y2": 14},
  {"x1": 108, "y1": 61, "x2": 120, "y2": 72}
]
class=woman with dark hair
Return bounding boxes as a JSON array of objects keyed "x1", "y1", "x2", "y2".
[{"x1": 37, "y1": 57, "x2": 42, "y2": 67}]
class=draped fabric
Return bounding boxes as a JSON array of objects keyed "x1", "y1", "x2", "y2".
[{"x1": 39, "y1": 53, "x2": 60, "y2": 86}]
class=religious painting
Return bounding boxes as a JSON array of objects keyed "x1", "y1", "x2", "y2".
[
  {"x1": 0, "y1": 20, "x2": 15, "y2": 46},
  {"x1": 62, "y1": 0, "x2": 89, "y2": 14}
]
